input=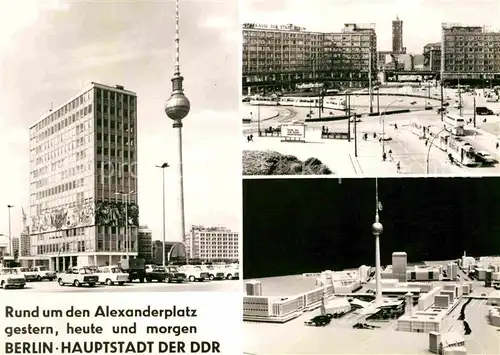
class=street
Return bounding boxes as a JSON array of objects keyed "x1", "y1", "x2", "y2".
[
  {"x1": 242, "y1": 90, "x2": 500, "y2": 175},
  {"x1": 3, "y1": 279, "x2": 240, "y2": 293}
]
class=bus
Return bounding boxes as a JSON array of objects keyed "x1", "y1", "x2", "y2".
[{"x1": 444, "y1": 113, "x2": 465, "y2": 136}]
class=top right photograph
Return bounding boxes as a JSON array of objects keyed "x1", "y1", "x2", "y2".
[{"x1": 241, "y1": 0, "x2": 500, "y2": 177}]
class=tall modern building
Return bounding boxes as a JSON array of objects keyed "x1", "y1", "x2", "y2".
[
  {"x1": 423, "y1": 42, "x2": 442, "y2": 72},
  {"x1": 11, "y1": 237, "x2": 20, "y2": 257},
  {"x1": 24, "y1": 82, "x2": 139, "y2": 270},
  {"x1": 20, "y1": 233, "x2": 31, "y2": 257},
  {"x1": 392, "y1": 16, "x2": 405, "y2": 54},
  {"x1": 392, "y1": 252, "x2": 408, "y2": 282},
  {"x1": 441, "y1": 23, "x2": 500, "y2": 84},
  {"x1": 242, "y1": 23, "x2": 377, "y2": 94},
  {"x1": 184, "y1": 225, "x2": 239, "y2": 262},
  {"x1": 138, "y1": 225, "x2": 153, "y2": 261}
]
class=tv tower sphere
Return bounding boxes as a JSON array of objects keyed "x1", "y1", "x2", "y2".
[
  {"x1": 372, "y1": 221, "x2": 383, "y2": 236},
  {"x1": 165, "y1": 90, "x2": 190, "y2": 121}
]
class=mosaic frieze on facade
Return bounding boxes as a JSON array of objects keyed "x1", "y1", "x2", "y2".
[
  {"x1": 30, "y1": 201, "x2": 95, "y2": 233},
  {"x1": 95, "y1": 201, "x2": 139, "y2": 227}
]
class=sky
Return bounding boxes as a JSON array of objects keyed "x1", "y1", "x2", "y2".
[
  {"x1": 0, "y1": 0, "x2": 240, "y2": 244},
  {"x1": 241, "y1": 0, "x2": 500, "y2": 54},
  {"x1": 243, "y1": 177, "x2": 500, "y2": 279}
]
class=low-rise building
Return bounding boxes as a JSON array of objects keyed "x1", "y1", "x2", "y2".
[
  {"x1": 398, "y1": 307, "x2": 448, "y2": 332},
  {"x1": 137, "y1": 226, "x2": 152, "y2": 261},
  {"x1": 407, "y1": 266, "x2": 440, "y2": 281},
  {"x1": 489, "y1": 307, "x2": 500, "y2": 326}
]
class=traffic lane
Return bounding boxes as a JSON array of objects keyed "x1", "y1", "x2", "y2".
[
  {"x1": 3, "y1": 279, "x2": 240, "y2": 293},
  {"x1": 383, "y1": 128, "x2": 459, "y2": 174}
]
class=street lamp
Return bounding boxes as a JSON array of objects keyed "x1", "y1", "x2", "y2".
[
  {"x1": 115, "y1": 190, "x2": 135, "y2": 260},
  {"x1": 7, "y1": 205, "x2": 13, "y2": 256},
  {"x1": 426, "y1": 127, "x2": 449, "y2": 174},
  {"x1": 380, "y1": 99, "x2": 403, "y2": 155},
  {"x1": 155, "y1": 163, "x2": 170, "y2": 267}
]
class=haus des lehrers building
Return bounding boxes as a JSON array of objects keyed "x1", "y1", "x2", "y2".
[{"x1": 23, "y1": 82, "x2": 139, "y2": 270}]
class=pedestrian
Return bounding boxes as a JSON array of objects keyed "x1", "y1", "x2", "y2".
[
  {"x1": 396, "y1": 161, "x2": 401, "y2": 173},
  {"x1": 250, "y1": 134, "x2": 254, "y2": 142},
  {"x1": 389, "y1": 149, "x2": 393, "y2": 161},
  {"x1": 382, "y1": 152, "x2": 387, "y2": 162},
  {"x1": 496, "y1": 142, "x2": 499, "y2": 150},
  {"x1": 373, "y1": 132, "x2": 377, "y2": 139},
  {"x1": 425, "y1": 139, "x2": 428, "y2": 147},
  {"x1": 247, "y1": 135, "x2": 251, "y2": 143},
  {"x1": 394, "y1": 123, "x2": 398, "y2": 130}
]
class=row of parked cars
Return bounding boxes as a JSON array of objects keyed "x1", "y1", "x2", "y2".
[
  {"x1": 57, "y1": 263, "x2": 239, "y2": 288},
  {"x1": 0, "y1": 266, "x2": 56, "y2": 289},
  {"x1": 0, "y1": 263, "x2": 240, "y2": 289}
]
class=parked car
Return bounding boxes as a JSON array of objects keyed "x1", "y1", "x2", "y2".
[
  {"x1": 57, "y1": 267, "x2": 99, "y2": 287},
  {"x1": 198, "y1": 265, "x2": 216, "y2": 280},
  {"x1": 165, "y1": 266, "x2": 187, "y2": 283},
  {"x1": 96, "y1": 266, "x2": 129, "y2": 286},
  {"x1": 476, "y1": 106, "x2": 494, "y2": 115},
  {"x1": 0, "y1": 268, "x2": 26, "y2": 289},
  {"x1": 16, "y1": 267, "x2": 38, "y2": 282},
  {"x1": 349, "y1": 117, "x2": 361, "y2": 123},
  {"x1": 32, "y1": 266, "x2": 57, "y2": 281},
  {"x1": 214, "y1": 266, "x2": 240, "y2": 280},
  {"x1": 178, "y1": 265, "x2": 210, "y2": 282},
  {"x1": 476, "y1": 151, "x2": 497, "y2": 166}
]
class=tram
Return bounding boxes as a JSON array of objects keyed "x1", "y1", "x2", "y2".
[{"x1": 410, "y1": 120, "x2": 477, "y2": 166}]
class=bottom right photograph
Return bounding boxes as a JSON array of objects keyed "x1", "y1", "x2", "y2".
[{"x1": 243, "y1": 177, "x2": 500, "y2": 355}]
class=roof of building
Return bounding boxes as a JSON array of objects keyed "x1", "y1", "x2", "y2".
[
  {"x1": 392, "y1": 252, "x2": 408, "y2": 256},
  {"x1": 398, "y1": 307, "x2": 447, "y2": 322},
  {"x1": 440, "y1": 332, "x2": 464, "y2": 347},
  {"x1": 326, "y1": 297, "x2": 350, "y2": 309}
]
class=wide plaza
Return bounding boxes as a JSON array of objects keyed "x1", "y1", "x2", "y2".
[{"x1": 242, "y1": 87, "x2": 500, "y2": 175}]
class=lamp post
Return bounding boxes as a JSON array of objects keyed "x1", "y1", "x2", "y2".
[
  {"x1": 426, "y1": 127, "x2": 449, "y2": 174},
  {"x1": 155, "y1": 163, "x2": 170, "y2": 267},
  {"x1": 380, "y1": 99, "x2": 403, "y2": 155},
  {"x1": 165, "y1": 0, "x2": 190, "y2": 251},
  {"x1": 7, "y1": 205, "x2": 13, "y2": 256},
  {"x1": 115, "y1": 191, "x2": 135, "y2": 260}
]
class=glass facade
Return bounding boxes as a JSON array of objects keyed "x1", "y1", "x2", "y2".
[
  {"x1": 27, "y1": 83, "x2": 138, "y2": 265},
  {"x1": 242, "y1": 23, "x2": 378, "y2": 94}
]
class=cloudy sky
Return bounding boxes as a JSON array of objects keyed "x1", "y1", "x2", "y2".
[
  {"x1": 0, "y1": 0, "x2": 239, "y2": 244},
  {"x1": 242, "y1": 0, "x2": 500, "y2": 53}
]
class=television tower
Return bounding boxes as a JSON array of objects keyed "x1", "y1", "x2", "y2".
[
  {"x1": 165, "y1": 0, "x2": 190, "y2": 243},
  {"x1": 372, "y1": 178, "x2": 384, "y2": 306}
]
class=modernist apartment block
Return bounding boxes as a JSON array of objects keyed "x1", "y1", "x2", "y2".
[
  {"x1": 24, "y1": 82, "x2": 138, "y2": 270},
  {"x1": 423, "y1": 42, "x2": 442, "y2": 73},
  {"x1": 441, "y1": 23, "x2": 500, "y2": 83},
  {"x1": 184, "y1": 225, "x2": 239, "y2": 262},
  {"x1": 242, "y1": 23, "x2": 378, "y2": 94}
]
